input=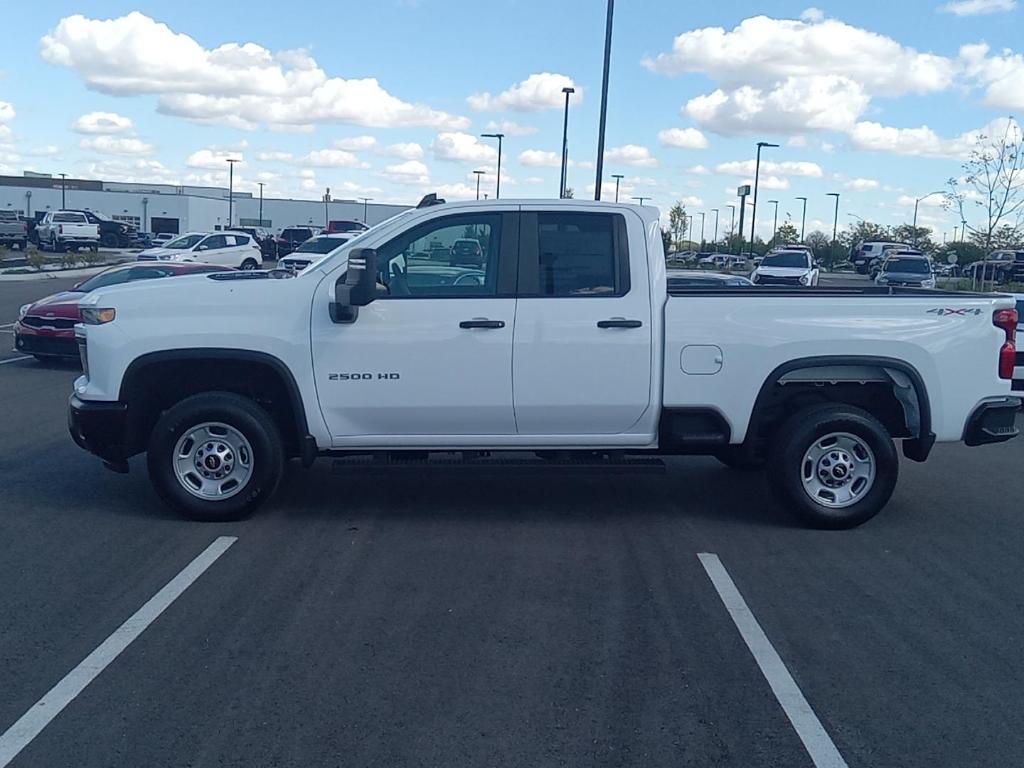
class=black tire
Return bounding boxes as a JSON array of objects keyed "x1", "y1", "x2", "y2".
[
  {"x1": 99, "y1": 232, "x2": 118, "y2": 248},
  {"x1": 146, "y1": 392, "x2": 283, "y2": 521},
  {"x1": 714, "y1": 445, "x2": 764, "y2": 470},
  {"x1": 767, "y1": 403, "x2": 898, "y2": 529},
  {"x1": 240, "y1": 258, "x2": 260, "y2": 270}
]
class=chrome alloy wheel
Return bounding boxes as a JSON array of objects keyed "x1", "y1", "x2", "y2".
[
  {"x1": 800, "y1": 432, "x2": 876, "y2": 509},
  {"x1": 173, "y1": 422, "x2": 253, "y2": 500}
]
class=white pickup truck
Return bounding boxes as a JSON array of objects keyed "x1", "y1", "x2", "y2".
[
  {"x1": 37, "y1": 210, "x2": 100, "y2": 252},
  {"x1": 68, "y1": 198, "x2": 1020, "y2": 528}
]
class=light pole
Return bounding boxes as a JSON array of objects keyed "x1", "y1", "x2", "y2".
[
  {"x1": 749, "y1": 142, "x2": 779, "y2": 256},
  {"x1": 480, "y1": 133, "x2": 504, "y2": 199},
  {"x1": 611, "y1": 173, "x2": 624, "y2": 202},
  {"x1": 795, "y1": 196, "x2": 807, "y2": 242},
  {"x1": 726, "y1": 204, "x2": 736, "y2": 244},
  {"x1": 594, "y1": 0, "x2": 615, "y2": 200},
  {"x1": 912, "y1": 190, "x2": 944, "y2": 246},
  {"x1": 827, "y1": 192, "x2": 840, "y2": 263},
  {"x1": 473, "y1": 170, "x2": 486, "y2": 200},
  {"x1": 226, "y1": 158, "x2": 239, "y2": 228},
  {"x1": 25, "y1": 190, "x2": 31, "y2": 217},
  {"x1": 698, "y1": 211, "x2": 705, "y2": 249},
  {"x1": 711, "y1": 208, "x2": 719, "y2": 251},
  {"x1": 847, "y1": 212, "x2": 865, "y2": 223},
  {"x1": 360, "y1": 197, "x2": 373, "y2": 223},
  {"x1": 631, "y1": 196, "x2": 648, "y2": 206},
  {"x1": 559, "y1": 86, "x2": 575, "y2": 198},
  {"x1": 324, "y1": 187, "x2": 330, "y2": 228},
  {"x1": 141, "y1": 196, "x2": 148, "y2": 234},
  {"x1": 59, "y1": 173, "x2": 67, "y2": 208},
  {"x1": 257, "y1": 182, "x2": 264, "y2": 226},
  {"x1": 767, "y1": 199, "x2": 779, "y2": 246},
  {"x1": 953, "y1": 225, "x2": 959, "y2": 243}
]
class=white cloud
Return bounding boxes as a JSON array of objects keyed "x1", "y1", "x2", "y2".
[
  {"x1": 519, "y1": 149, "x2": 561, "y2": 167},
  {"x1": 28, "y1": 145, "x2": 61, "y2": 157},
  {"x1": 800, "y1": 7, "x2": 826, "y2": 22},
  {"x1": 605, "y1": 144, "x2": 658, "y2": 167},
  {"x1": 523, "y1": 176, "x2": 546, "y2": 185},
  {"x1": 940, "y1": 0, "x2": 1015, "y2": 14},
  {"x1": 680, "y1": 195, "x2": 704, "y2": 207},
  {"x1": 382, "y1": 142, "x2": 424, "y2": 160},
  {"x1": 80, "y1": 135, "x2": 154, "y2": 156},
  {"x1": 80, "y1": 157, "x2": 177, "y2": 184},
  {"x1": 897, "y1": 194, "x2": 946, "y2": 208},
  {"x1": 382, "y1": 159, "x2": 430, "y2": 185},
  {"x1": 186, "y1": 148, "x2": 244, "y2": 169},
  {"x1": 435, "y1": 182, "x2": 478, "y2": 200},
  {"x1": 72, "y1": 111, "x2": 133, "y2": 134},
  {"x1": 844, "y1": 119, "x2": 1017, "y2": 159},
  {"x1": 334, "y1": 135, "x2": 376, "y2": 151},
  {"x1": 485, "y1": 119, "x2": 537, "y2": 136},
  {"x1": 727, "y1": 176, "x2": 790, "y2": 192},
  {"x1": 688, "y1": 164, "x2": 711, "y2": 174},
  {"x1": 257, "y1": 151, "x2": 294, "y2": 162},
  {"x1": 468, "y1": 73, "x2": 582, "y2": 112},
  {"x1": 0, "y1": 101, "x2": 15, "y2": 123},
  {"x1": 714, "y1": 159, "x2": 823, "y2": 177},
  {"x1": 959, "y1": 43, "x2": 1024, "y2": 109},
  {"x1": 432, "y1": 132, "x2": 497, "y2": 163},
  {"x1": 657, "y1": 127, "x2": 709, "y2": 149},
  {"x1": 300, "y1": 148, "x2": 369, "y2": 168},
  {"x1": 41, "y1": 12, "x2": 469, "y2": 131},
  {"x1": 845, "y1": 177, "x2": 880, "y2": 191}
]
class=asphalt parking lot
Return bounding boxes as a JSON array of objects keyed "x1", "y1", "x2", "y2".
[{"x1": 2, "y1": 275, "x2": 1024, "y2": 767}]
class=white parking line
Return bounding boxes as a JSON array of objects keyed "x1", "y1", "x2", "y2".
[
  {"x1": 0, "y1": 323, "x2": 13, "y2": 328},
  {"x1": 0, "y1": 536, "x2": 237, "y2": 767},
  {"x1": 698, "y1": 553, "x2": 849, "y2": 768},
  {"x1": 0, "y1": 356, "x2": 31, "y2": 366}
]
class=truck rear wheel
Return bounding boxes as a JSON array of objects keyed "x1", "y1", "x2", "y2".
[
  {"x1": 147, "y1": 392, "x2": 283, "y2": 521},
  {"x1": 767, "y1": 403, "x2": 898, "y2": 529}
]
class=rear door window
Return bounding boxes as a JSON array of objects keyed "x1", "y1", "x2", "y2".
[{"x1": 519, "y1": 212, "x2": 629, "y2": 297}]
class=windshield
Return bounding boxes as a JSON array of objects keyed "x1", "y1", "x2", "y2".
[
  {"x1": 74, "y1": 267, "x2": 134, "y2": 291},
  {"x1": 884, "y1": 258, "x2": 930, "y2": 273},
  {"x1": 296, "y1": 237, "x2": 349, "y2": 254},
  {"x1": 761, "y1": 253, "x2": 809, "y2": 268},
  {"x1": 164, "y1": 234, "x2": 204, "y2": 249}
]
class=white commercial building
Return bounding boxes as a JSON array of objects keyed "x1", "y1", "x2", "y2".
[{"x1": 0, "y1": 172, "x2": 409, "y2": 235}]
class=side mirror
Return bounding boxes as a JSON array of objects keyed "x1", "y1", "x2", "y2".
[
  {"x1": 197, "y1": 244, "x2": 209, "y2": 251},
  {"x1": 331, "y1": 248, "x2": 378, "y2": 324}
]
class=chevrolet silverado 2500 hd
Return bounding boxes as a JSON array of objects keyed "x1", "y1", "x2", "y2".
[{"x1": 68, "y1": 199, "x2": 1021, "y2": 528}]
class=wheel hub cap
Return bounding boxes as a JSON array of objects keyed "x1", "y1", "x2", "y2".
[
  {"x1": 173, "y1": 422, "x2": 253, "y2": 500},
  {"x1": 801, "y1": 432, "x2": 876, "y2": 509}
]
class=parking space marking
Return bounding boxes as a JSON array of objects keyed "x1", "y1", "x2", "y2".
[
  {"x1": 0, "y1": 536, "x2": 237, "y2": 767},
  {"x1": 0, "y1": 323, "x2": 13, "y2": 328},
  {"x1": 698, "y1": 553, "x2": 849, "y2": 768},
  {"x1": 0, "y1": 356, "x2": 32, "y2": 366}
]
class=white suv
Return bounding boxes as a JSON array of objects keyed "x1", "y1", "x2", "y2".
[{"x1": 137, "y1": 231, "x2": 263, "y2": 270}]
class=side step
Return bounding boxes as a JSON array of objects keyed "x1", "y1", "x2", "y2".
[{"x1": 330, "y1": 454, "x2": 665, "y2": 476}]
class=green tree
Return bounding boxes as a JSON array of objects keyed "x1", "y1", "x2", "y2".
[
  {"x1": 774, "y1": 222, "x2": 799, "y2": 246},
  {"x1": 806, "y1": 230, "x2": 832, "y2": 261},
  {"x1": 660, "y1": 227, "x2": 673, "y2": 255},
  {"x1": 668, "y1": 202, "x2": 688, "y2": 250}
]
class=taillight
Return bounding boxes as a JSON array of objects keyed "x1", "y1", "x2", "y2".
[
  {"x1": 59, "y1": 225, "x2": 64, "y2": 235},
  {"x1": 994, "y1": 308, "x2": 1017, "y2": 380}
]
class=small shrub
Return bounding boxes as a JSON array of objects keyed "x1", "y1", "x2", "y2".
[
  {"x1": 81, "y1": 248, "x2": 105, "y2": 266},
  {"x1": 27, "y1": 248, "x2": 46, "y2": 271}
]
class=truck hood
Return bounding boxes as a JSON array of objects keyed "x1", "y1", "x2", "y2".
[
  {"x1": 26, "y1": 291, "x2": 86, "y2": 318},
  {"x1": 754, "y1": 266, "x2": 812, "y2": 277},
  {"x1": 878, "y1": 271, "x2": 931, "y2": 282}
]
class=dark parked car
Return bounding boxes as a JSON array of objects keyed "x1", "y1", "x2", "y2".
[
  {"x1": 274, "y1": 226, "x2": 320, "y2": 257},
  {"x1": 964, "y1": 250, "x2": 1024, "y2": 284},
  {"x1": 326, "y1": 220, "x2": 369, "y2": 234},
  {"x1": 234, "y1": 226, "x2": 277, "y2": 258},
  {"x1": 66, "y1": 209, "x2": 137, "y2": 248},
  {"x1": 13, "y1": 262, "x2": 233, "y2": 360},
  {"x1": 449, "y1": 238, "x2": 484, "y2": 267}
]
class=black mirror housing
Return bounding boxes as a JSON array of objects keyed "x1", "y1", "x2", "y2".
[{"x1": 331, "y1": 248, "x2": 378, "y2": 323}]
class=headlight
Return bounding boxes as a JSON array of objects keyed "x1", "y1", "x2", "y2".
[
  {"x1": 80, "y1": 307, "x2": 116, "y2": 325},
  {"x1": 158, "y1": 254, "x2": 172, "y2": 260},
  {"x1": 922, "y1": 278, "x2": 935, "y2": 288},
  {"x1": 18, "y1": 303, "x2": 31, "y2": 319}
]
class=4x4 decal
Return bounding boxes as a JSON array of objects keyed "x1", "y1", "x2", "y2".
[{"x1": 927, "y1": 308, "x2": 983, "y2": 316}]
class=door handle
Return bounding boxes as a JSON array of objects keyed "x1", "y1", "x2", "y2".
[
  {"x1": 459, "y1": 318, "x2": 505, "y2": 329},
  {"x1": 597, "y1": 318, "x2": 643, "y2": 329}
]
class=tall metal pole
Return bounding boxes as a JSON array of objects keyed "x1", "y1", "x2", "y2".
[
  {"x1": 324, "y1": 188, "x2": 330, "y2": 228},
  {"x1": 226, "y1": 159, "x2": 239, "y2": 228},
  {"x1": 59, "y1": 173, "x2": 67, "y2": 208},
  {"x1": 827, "y1": 192, "x2": 840, "y2": 262},
  {"x1": 559, "y1": 86, "x2": 575, "y2": 198},
  {"x1": 711, "y1": 208, "x2": 719, "y2": 251},
  {"x1": 359, "y1": 197, "x2": 372, "y2": 223},
  {"x1": 768, "y1": 199, "x2": 779, "y2": 245},
  {"x1": 749, "y1": 141, "x2": 778, "y2": 256},
  {"x1": 473, "y1": 170, "x2": 485, "y2": 200},
  {"x1": 258, "y1": 182, "x2": 264, "y2": 226},
  {"x1": 631, "y1": 196, "x2": 648, "y2": 205},
  {"x1": 481, "y1": 133, "x2": 504, "y2": 199},
  {"x1": 795, "y1": 196, "x2": 807, "y2": 242},
  {"x1": 593, "y1": 0, "x2": 614, "y2": 200},
  {"x1": 727, "y1": 204, "x2": 736, "y2": 242},
  {"x1": 611, "y1": 174, "x2": 623, "y2": 202},
  {"x1": 912, "y1": 190, "x2": 944, "y2": 246},
  {"x1": 698, "y1": 211, "x2": 705, "y2": 249}
]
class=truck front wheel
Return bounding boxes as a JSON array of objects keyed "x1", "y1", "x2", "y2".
[
  {"x1": 767, "y1": 404, "x2": 898, "y2": 529},
  {"x1": 147, "y1": 392, "x2": 283, "y2": 521}
]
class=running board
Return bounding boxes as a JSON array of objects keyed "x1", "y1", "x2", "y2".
[{"x1": 330, "y1": 455, "x2": 665, "y2": 476}]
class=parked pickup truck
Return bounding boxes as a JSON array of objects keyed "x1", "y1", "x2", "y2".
[
  {"x1": 0, "y1": 210, "x2": 27, "y2": 250},
  {"x1": 37, "y1": 210, "x2": 100, "y2": 251},
  {"x1": 68, "y1": 198, "x2": 1021, "y2": 528}
]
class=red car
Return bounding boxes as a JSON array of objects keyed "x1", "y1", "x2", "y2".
[{"x1": 14, "y1": 262, "x2": 232, "y2": 360}]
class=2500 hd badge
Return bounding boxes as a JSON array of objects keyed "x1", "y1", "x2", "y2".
[{"x1": 328, "y1": 372, "x2": 401, "y2": 381}]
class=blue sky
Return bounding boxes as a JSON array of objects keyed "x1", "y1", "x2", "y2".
[{"x1": 0, "y1": 0, "x2": 1022, "y2": 239}]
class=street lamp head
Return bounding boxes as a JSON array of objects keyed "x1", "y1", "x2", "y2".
[
  {"x1": 611, "y1": 173, "x2": 624, "y2": 179},
  {"x1": 827, "y1": 192, "x2": 840, "y2": 198},
  {"x1": 480, "y1": 133, "x2": 504, "y2": 139},
  {"x1": 795, "y1": 196, "x2": 807, "y2": 202},
  {"x1": 562, "y1": 86, "x2": 575, "y2": 95},
  {"x1": 473, "y1": 169, "x2": 486, "y2": 175},
  {"x1": 768, "y1": 199, "x2": 778, "y2": 204},
  {"x1": 757, "y1": 141, "x2": 780, "y2": 148}
]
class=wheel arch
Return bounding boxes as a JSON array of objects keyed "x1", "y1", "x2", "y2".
[{"x1": 746, "y1": 355, "x2": 934, "y2": 462}]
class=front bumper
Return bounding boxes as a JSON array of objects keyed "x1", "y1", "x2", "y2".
[
  {"x1": 963, "y1": 397, "x2": 1022, "y2": 447},
  {"x1": 14, "y1": 326, "x2": 78, "y2": 358},
  {"x1": 68, "y1": 394, "x2": 131, "y2": 463}
]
